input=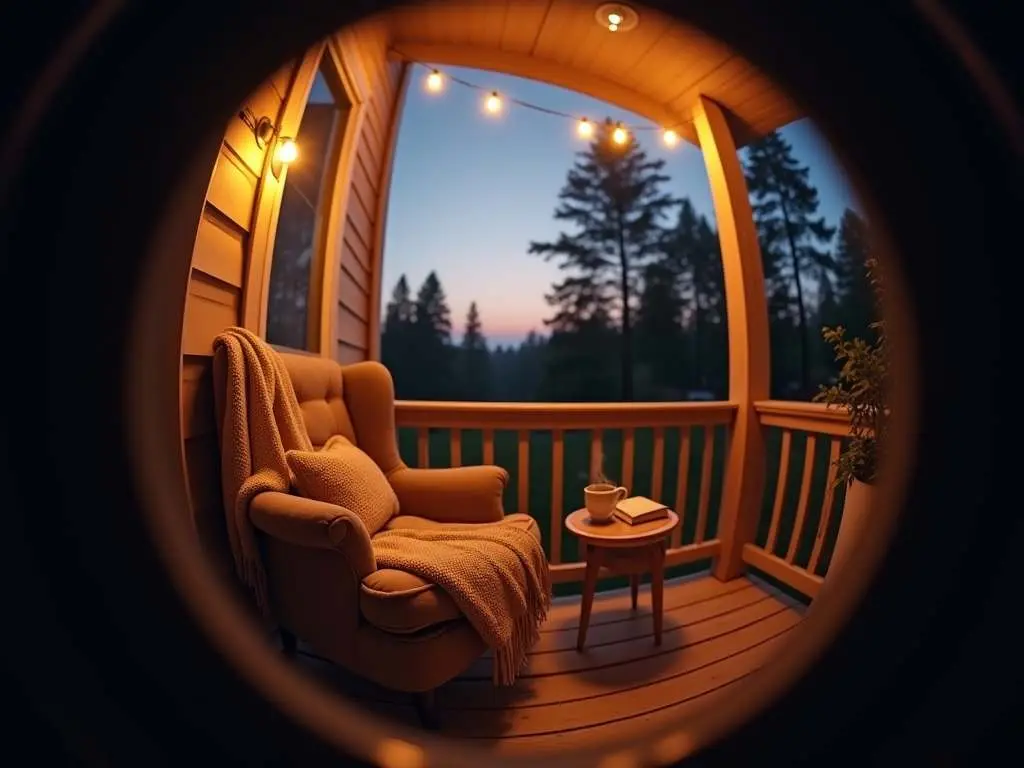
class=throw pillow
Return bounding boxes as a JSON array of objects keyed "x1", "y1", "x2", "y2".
[{"x1": 286, "y1": 440, "x2": 399, "y2": 536}]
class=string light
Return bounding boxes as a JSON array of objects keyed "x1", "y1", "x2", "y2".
[
  {"x1": 425, "y1": 69, "x2": 444, "y2": 92},
  {"x1": 484, "y1": 91, "x2": 503, "y2": 114},
  {"x1": 414, "y1": 62, "x2": 681, "y2": 148}
]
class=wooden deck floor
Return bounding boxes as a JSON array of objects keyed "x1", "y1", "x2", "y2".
[{"x1": 293, "y1": 572, "x2": 806, "y2": 756}]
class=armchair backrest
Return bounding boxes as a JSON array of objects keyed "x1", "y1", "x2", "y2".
[
  {"x1": 276, "y1": 352, "x2": 407, "y2": 477},
  {"x1": 277, "y1": 352, "x2": 357, "y2": 449}
]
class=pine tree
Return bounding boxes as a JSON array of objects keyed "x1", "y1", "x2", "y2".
[
  {"x1": 831, "y1": 208, "x2": 875, "y2": 343},
  {"x1": 634, "y1": 259, "x2": 685, "y2": 398},
  {"x1": 745, "y1": 130, "x2": 836, "y2": 398},
  {"x1": 663, "y1": 200, "x2": 727, "y2": 396},
  {"x1": 529, "y1": 118, "x2": 678, "y2": 401},
  {"x1": 412, "y1": 271, "x2": 454, "y2": 399},
  {"x1": 380, "y1": 275, "x2": 416, "y2": 397},
  {"x1": 458, "y1": 301, "x2": 492, "y2": 399}
]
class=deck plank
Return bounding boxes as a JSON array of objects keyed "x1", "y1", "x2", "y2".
[{"x1": 293, "y1": 573, "x2": 806, "y2": 753}]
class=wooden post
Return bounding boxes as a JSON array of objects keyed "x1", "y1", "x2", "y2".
[{"x1": 693, "y1": 96, "x2": 771, "y2": 581}]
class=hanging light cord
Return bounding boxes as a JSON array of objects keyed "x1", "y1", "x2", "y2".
[{"x1": 406, "y1": 59, "x2": 684, "y2": 136}]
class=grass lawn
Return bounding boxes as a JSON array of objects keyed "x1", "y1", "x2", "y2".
[{"x1": 397, "y1": 424, "x2": 847, "y2": 599}]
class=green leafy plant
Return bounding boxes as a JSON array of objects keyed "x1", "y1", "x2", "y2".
[{"x1": 814, "y1": 255, "x2": 889, "y2": 487}]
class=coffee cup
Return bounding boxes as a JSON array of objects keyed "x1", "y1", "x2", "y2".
[{"x1": 584, "y1": 483, "x2": 628, "y2": 522}]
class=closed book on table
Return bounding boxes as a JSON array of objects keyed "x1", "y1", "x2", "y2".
[{"x1": 614, "y1": 496, "x2": 670, "y2": 525}]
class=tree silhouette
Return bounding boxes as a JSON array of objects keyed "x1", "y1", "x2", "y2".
[
  {"x1": 745, "y1": 130, "x2": 835, "y2": 397},
  {"x1": 458, "y1": 301, "x2": 492, "y2": 399},
  {"x1": 412, "y1": 271, "x2": 454, "y2": 399},
  {"x1": 380, "y1": 275, "x2": 416, "y2": 397},
  {"x1": 530, "y1": 118, "x2": 678, "y2": 401}
]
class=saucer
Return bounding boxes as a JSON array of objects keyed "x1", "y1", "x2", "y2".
[{"x1": 586, "y1": 514, "x2": 615, "y2": 526}]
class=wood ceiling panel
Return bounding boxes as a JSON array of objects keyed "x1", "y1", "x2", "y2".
[
  {"x1": 669, "y1": 58, "x2": 757, "y2": 114},
  {"x1": 499, "y1": 1, "x2": 552, "y2": 53},
  {"x1": 588, "y1": 8, "x2": 674, "y2": 80},
  {"x1": 530, "y1": 0, "x2": 588, "y2": 60}
]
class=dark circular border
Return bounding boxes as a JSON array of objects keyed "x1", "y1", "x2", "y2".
[{"x1": 2, "y1": 0, "x2": 1017, "y2": 765}]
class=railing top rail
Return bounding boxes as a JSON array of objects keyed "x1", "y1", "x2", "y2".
[
  {"x1": 754, "y1": 399, "x2": 852, "y2": 436},
  {"x1": 394, "y1": 400, "x2": 738, "y2": 430}
]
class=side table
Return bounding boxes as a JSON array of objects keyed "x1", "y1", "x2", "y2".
[{"x1": 565, "y1": 507, "x2": 680, "y2": 651}]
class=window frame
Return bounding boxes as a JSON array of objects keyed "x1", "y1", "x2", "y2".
[{"x1": 250, "y1": 37, "x2": 369, "y2": 356}]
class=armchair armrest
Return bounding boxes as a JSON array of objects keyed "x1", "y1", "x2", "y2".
[
  {"x1": 386, "y1": 465, "x2": 508, "y2": 524},
  {"x1": 249, "y1": 492, "x2": 376, "y2": 579}
]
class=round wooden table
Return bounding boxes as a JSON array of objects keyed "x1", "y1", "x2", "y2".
[{"x1": 565, "y1": 508, "x2": 680, "y2": 651}]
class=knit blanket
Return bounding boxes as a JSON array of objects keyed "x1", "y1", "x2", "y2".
[
  {"x1": 372, "y1": 522, "x2": 552, "y2": 686},
  {"x1": 213, "y1": 327, "x2": 347, "y2": 617}
]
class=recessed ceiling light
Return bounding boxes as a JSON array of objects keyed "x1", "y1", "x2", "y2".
[{"x1": 595, "y1": 3, "x2": 639, "y2": 33}]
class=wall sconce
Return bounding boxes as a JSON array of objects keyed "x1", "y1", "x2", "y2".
[{"x1": 238, "y1": 107, "x2": 297, "y2": 178}]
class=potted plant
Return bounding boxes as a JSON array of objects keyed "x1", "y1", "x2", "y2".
[{"x1": 813, "y1": 255, "x2": 889, "y2": 578}]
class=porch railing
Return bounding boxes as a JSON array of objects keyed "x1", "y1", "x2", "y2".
[
  {"x1": 744, "y1": 400, "x2": 853, "y2": 598},
  {"x1": 394, "y1": 401, "x2": 737, "y2": 587}
]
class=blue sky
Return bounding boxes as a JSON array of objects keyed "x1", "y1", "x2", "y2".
[{"x1": 380, "y1": 65, "x2": 858, "y2": 349}]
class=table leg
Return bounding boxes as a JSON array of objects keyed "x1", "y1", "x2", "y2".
[
  {"x1": 629, "y1": 574, "x2": 639, "y2": 610},
  {"x1": 577, "y1": 547, "x2": 603, "y2": 652},
  {"x1": 650, "y1": 543, "x2": 666, "y2": 646}
]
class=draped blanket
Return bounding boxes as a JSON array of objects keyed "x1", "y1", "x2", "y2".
[
  {"x1": 213, "y1": 327, "x2": 348, "y2": 616},
  {"x1": 372, "y1": 523, "x2": 551, "y2": 686}
]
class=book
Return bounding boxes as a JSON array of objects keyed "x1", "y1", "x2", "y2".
[{"x1": 614, "y1": 496, "x2": 670, "y2": 525}]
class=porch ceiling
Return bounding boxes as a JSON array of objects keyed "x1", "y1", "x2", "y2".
[{"x1": 377, "y1": 0, "x2": 802, "y2": 146}]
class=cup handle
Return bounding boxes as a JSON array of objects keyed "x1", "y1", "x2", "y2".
[{"x1": 614, "y1": 487, "x2": 628, "y2": 502}]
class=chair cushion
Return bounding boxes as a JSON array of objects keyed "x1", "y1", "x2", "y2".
[
  {"x1": 359, "y1": 514, "x2": 542, "y2": 634},
  {"x1": 360, "y1": 569, "x2": 464, "y2": 634},
  {"x1": 285, "y1": 439, "x2": 399, "y2": 536}
]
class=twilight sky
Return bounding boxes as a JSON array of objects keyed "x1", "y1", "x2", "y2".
[{"x1": 380, "y1": 64, "x2": 858, "y2": 349}]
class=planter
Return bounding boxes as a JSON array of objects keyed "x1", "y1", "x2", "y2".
[{"x1": 828, "y1": 478, "x2": 873, "y2": 580}]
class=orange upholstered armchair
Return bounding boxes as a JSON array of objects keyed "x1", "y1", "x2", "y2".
[{"x1": 211, "y1": 350, "x2": 540, "y2": 724}]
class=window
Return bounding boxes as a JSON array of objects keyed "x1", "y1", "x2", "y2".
[{"x1": 265, "y1": 57, "x2": 349, "y2": 350}]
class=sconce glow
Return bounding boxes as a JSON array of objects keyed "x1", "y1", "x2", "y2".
[
  {"x1": 425, "y1": 69, "x2": 444, "y2": 92},
  {"x1": 485, "y1": 91, "x2": 503, "y2": 114},
  {"x1": 662, "y1": 129, "x2": 679, "y2": 147},
  {"x1": 577, "y1": 118, "x2": 594, "y2": 138},
  {"x1": 612, "y1": 124, "x2": 629, "y2": 145},
  {"x1": 607, "y1": 12, "x2": 621, "y2": 31},
  {"x1": 275, "y1": 138, "x2": 298, "y2": 165}
]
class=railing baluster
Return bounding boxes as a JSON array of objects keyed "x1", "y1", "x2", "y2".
[
  {"x1": 651, "y1": 427, "x2": 665, "y2": 502},
  {"x1": 765, "y1": 429, "x2": 792, "y2": 554},
  {"x1": 450, "y1": 428, "x2": 461, "y2": 467},
  {"x1": 672, "y1": 427, "x2": 691, "y2": 547},
  {"x1": 786, "y1": 434, "x2": 818, "y2": 563},
  {"x1": 622, "y1": 428, "x2": 635, "y2": 491},
  {"x1": 589, "y1": 429, "x2": 604, "y2": 480},
  {"x1": 417, "y1": 428, "x2": 429, "y2": 468},
  {"x1": 808, "y1": 437, "x2": 842, "y2": 573},
  {"x1": 482, "y1": 428, "x2": 494, "y2": 465},
  {"x1": 695, "y1": 426, "x2": 716, "y2": 544},
  {"x1": 550, "y1": 429, "x2": 564, "y2": 564},
  {"x1": 517, "y1": 430, "x2": 530, "y2": 516}
]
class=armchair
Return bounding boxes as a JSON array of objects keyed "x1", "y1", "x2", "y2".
[{"x1": 211, "y1": 350, "x2": 540, "y2": 722}]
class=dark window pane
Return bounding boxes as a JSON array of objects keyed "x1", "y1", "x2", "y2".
[{"x1": 265, "y1": 65, "x2": 343, "y2": 349}]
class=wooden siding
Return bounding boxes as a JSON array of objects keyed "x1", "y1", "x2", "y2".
[
  {"x1": 179, "y1": 23, "x2": 407, "y2": 570},
  {"x1": 336, "y1": 22, "x2": 407, "y2": 359}
]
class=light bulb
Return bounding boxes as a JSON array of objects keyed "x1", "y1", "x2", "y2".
[
  {"x1": 662, "y1": 129, "x2": 679, "y2": 147},
  {"x1": 577, "y1": 118, "x2": 594, "y2": 138},
  {"x1": 608, "y1": 22, "x2": 619, "y2": 31},
  {"x1": 275, "y1": 138, "x2": 298, "y2": 164},
  {"x1": 485, "y1": 91, "x2": 502, "y2": 114},
  {"x1": 612, "y1": 125, "x2": 628, "y2": 145},
  {"x1": 425, "y1": 69, "x2": 444, "y2": 92},
  {"x1": 608, "y1": 12, "x2": 623, "y2": 25}
]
